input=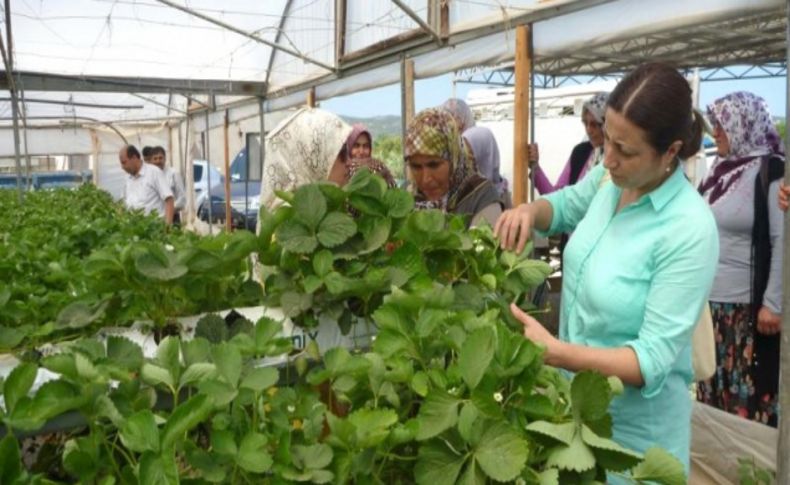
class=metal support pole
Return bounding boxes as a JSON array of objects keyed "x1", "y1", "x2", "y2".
[
  {"x1": 19, "y1": 89, "x2": 31, "y2": 189},
  {"x1": 223, "y1": 110, "x2": 232, "y2": 232},
  {"x1": 2, "y1": 0, "x2": 22, "y2": 202},
  {"x1": 205, "y1": 109, "x2": 213, "y2": 235},
  {"x1": 259, "y1": 98, "x2": 265, "y2": 185},
  {"x1": 153, "y1": 0, "x2": 333, "y2": 72},
  {"x1": 777, "y1": 3, "x2": 790, "y2": 483}
]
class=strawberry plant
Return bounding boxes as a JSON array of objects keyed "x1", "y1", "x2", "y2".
[{"x1": 0, "y1": 172, "x2": 688, "y2": 483}]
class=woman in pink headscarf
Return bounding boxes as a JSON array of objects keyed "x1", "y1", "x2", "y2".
[{"x1": 344, "y1": 123, "x2": 396, "y2": 188}]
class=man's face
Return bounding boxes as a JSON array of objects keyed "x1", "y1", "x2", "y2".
[
  {"x1": 119, "y1": 149, "x2": 141, "y2": 176},
  {"x1": 151, "y1": 152, "x2": 166, "y2": 169}
]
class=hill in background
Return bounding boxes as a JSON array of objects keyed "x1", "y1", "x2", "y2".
[{"x1": 341, "y1": 115, "x2": 401, "y2": 137}]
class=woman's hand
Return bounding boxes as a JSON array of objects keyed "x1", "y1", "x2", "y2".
[
  {"x1": 778, "y1": 181, "x2": 790, "y2": 211},
  {"x1": 494, "y1": 204, "x2": 535, "y2": 254},
  {"x1": 528, "y1": 143, "x2": 540, "y2": 167},
  {"x1": 757, "y1": 306, "x2": 781, "y2": 335},
  {"x1": 511, "y1": 304, "x2": 563, "y2": 366}
]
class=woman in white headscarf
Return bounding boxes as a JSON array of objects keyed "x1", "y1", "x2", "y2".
[
  {"x1": 529, "y1": 92, "x2": 609, "y2": 194},
  {"x1": 260, "y1": 108, "x2": 352, "y2": 210}
]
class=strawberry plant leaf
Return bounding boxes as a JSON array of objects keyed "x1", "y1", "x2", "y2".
[
  {"x1": 545, "y1": 426, "x2": 595, "y2": 473},
  {"x1": 106, "y1": 335, "x2": 144, "y2": 371},
  {"x1": 0, "y1": 435, "x2": 22, "y2": 484},
  {"x1": 293, "y1": 185, "x2": 327, "y2": 230},
  {"x1": 161, "y1": 393, "x2": 213, "y2": 451},
  {"x1": 236, "y1": 432, "x2": 272, "y2": 473},
  {"x1": 459, "y1": 327, "x2": 495, "y2": 390},
  {"x1": 119, "y1": 410, "x2": 160, "y2": 453},
  {"x1": 474, "y1": 422, "x2": 529, "y2": 482},
  {"x1": 571, "y1": 370, "x2": 612, "y2": 424},
  {"x1": 312, "y1": 249, "x2": 334, "y2": 278},
  {"x1": 416, "y1": 390, "x2": 461, "y2": 440},
  {"x1": 414, "y1": 439, "x2": 466, "y2": 485},
  {"x1": 580, "y1": 424, "x2": 642, "y2": 471},
  {"x1": 276, "y1": 220, "x2": 318, "y2": 254},
  {"x1": 630, "y1": 447, "x2": 686, "y2": 485},
  {"x1": 240, "y1": 367, "x2": 279, "y2": 392},
  {"x1": 317, "y1": 212, "x2": 357, "y2": 248},
  {"x1": 4, "y1": 362, "x2": 37, "y2": 414}
]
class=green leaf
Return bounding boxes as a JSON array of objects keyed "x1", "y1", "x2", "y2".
[
  {"x1": 630, "y1": 447, "x2": 687, "y2": 485},
  {"x1": 317, "y1": 212, "x2": 357, "y2": 248},
  {"x1": 180, "y1": 363, "x2": 217, "y2": 388},
  {"x1": 160, "y1": 394, "x2": 213, "y2": 450},
  {"x1": 138, "y1": 451, "x2": 178, "y2": 485},
  {"x1": 580, "y1": 424, "x2": 642, "y2": 472},
  {"x1": 281, "y1": 291, "x2": 313, "y2": 318},
  {"x1": 414, "y1": 439, "x2": 466, "y2": 485},
  {"x1": 384, "y1": 189, "x2": 414, "y2": 218},
  {"x1": 459, "y1": 327, "x2": 495, "y2": 390},
  {"x1": 348, "y1": 408, "x2": 398, "y2": 448},
  {"x1": 292, "y1": 443, "x2": 333, "y2": 470},
  {"x1": 240, "y1": 367, "x2": 279, "y2": 392},
  {"x1": 182, "y1": 338, "x2": 212, "y2": 366},
  {"x1": 538, "y1": 469, "x2": 559, "y2": 485},
  {"x1": 521, "y1": 394, "x2": 556, "y2": 420},
  {"x1": 119, "y1": 410, "x2": 160, "y2": 453},
  {"x1": 236, "y1": 432, "x2": 273, "y2": 473},
  {"x1": 185, "y1": 444, "x2": 227, "y2": 482},
  {"x1": 0, "y1": 325, "x2": 29, "y2": 350},
  {"x1": 56, "y1": 301, "x2": 106, "y2": 329},
  {"x1": 474, "y1": 422, "x2": 529, "y2": 482},
  {"x1": 106, "y1": 336, "x2": 144, "y2": 371},
  {"x1": 0, "y1": 435, "x2": 22, "y2": 484},
  {"x1": 545, "y1": 426, "x2": 595, "y2": 473},
  {"x1": 195, "y1": 314, "x2": 228, "y2": 344},
  {"x1": 211, "y1": 429, "x2": 237, "y2": 456},
  {"x1": 293, "y1": 185, "x2": 327, "y2": 230},
  {"x1": 358, "y1": 217, "x2": 391, "y2": 254},
  {"x1": 212, "y1": 342, "x2": 242, "y2": 386},
  {"x1": 141, "y1": 363, "x2": 175, "y2": 389},
  {"x1": 156, "y1": 336, "x2": 181, "y2": 381},
  {"x1": 199, "y1": 379, "x2": 238, "y2": 407},
  {"x1": 312, "y1": 250, "x2": 334, "y2": 277},
  {"x1": 276, "y1": 220, "x2": 318, "y2": 254},
  {"x1": 457, "y1": 402, "x2": 479, "y2": 443},
  {"x1": 135, "y1": 248, "x2": 187, "y2": 281},
  {"x1": 416, "y1": 390, "x2": 461, "y2": 440},
  {"x1": 4, "y1": 362, "x2": 37, "y2": 413},
  {"x1": 40, "y1": 353, "x2": 77, "y2": 380},
  {"x1": 412, "y1": 209, "x2": 445, "y2": 233},
  {"x1": 458, "y1": 459, "x2": 486, "y2": 485},
  {"x1": 411, "y1": 371, "x2": 429, "y2": 397},
  {"x1": 571, "y1": 371, "x2": 612, "y2": 423},
  {"x1": 525, "y1": 421, "x2": 576, "y2": 446},
  {"x1": 607, "y1": 376, "x2": 624, "y2": 396}
]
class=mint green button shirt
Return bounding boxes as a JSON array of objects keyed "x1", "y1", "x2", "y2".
[{"x1": 542, "y1": 164, "x2": 718, "y2": 474}]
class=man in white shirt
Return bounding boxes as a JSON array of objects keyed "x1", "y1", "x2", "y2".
[
  {"x1": 149, "y1": 146, "x2": 185, "y2": 222},
  {"x1": 119, "y1": 145, "x2": 174, "y2": 225}
]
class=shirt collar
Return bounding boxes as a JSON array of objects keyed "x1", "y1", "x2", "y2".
[
  {"x1": 130, "y1": 161, "x2": 149, "y2": 179},
  {"x1": 644, "y1": 164, "x2": 687, "y2": 212}
]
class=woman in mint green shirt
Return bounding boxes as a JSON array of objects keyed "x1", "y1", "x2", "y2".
[{"x1": 495, "y1": 63, "x2": 719, "y2": 475}]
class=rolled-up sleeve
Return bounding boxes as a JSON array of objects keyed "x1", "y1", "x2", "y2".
[
  {"x1": 625, "y1": 212, "x2": 719, "y2": 398},
  {"x1": 542, "y1": 164, "x2": 606, "y2": 236}
]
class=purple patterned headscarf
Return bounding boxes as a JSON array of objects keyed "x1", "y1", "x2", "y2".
[
  {"x1": 698, "y1": 91, "x2": 784, "y2": 205},
  {"x1": 345, "y1": 124, "x2": 372, "y2": 159}
]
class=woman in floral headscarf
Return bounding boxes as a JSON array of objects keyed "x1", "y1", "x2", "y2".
[
  {"x1": 696, "y1": 91, "x2": 784, "y2": 427},
  {"x1": 260, "y1": 108, "x2": 352, "y2": 209},
  {"x1": 529, "y1": 92, "x2": 609, "y2": 194},
  {"x1": 405, "y1": 108, "x2": 505, "y2": 227}
]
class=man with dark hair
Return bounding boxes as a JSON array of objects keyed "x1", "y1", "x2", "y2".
[
  {"x1": 119, "y1": 145, "x2": 174, "y2": 225},
  {"x1": 142, "y1": 146, "x2": 154, "y2": 163},
  {"x1": 149, "y1": 146, "x2": 185, "y2": 222}
]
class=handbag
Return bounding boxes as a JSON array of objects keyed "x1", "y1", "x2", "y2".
[{"x1": 692, "y1": 302, "x2": 716, "y2": 381}]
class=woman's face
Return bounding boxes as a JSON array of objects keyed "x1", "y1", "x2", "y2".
[
  {"x1": 713, "y1": 122, "x2": 731, "y2": 157},
  {"x1": 351, "y1": 133, "x2": 372, "y2": 159},
  {"x1": 327, "y1": 154, "x2": 347, "y2": 185},
  {"x1": 583, "y1": 110, "x2": 604, "y2": 148},
  {"x1": 602, "y1": 108, "x2": 679, "y2": 194},
  {"x1": 408, "y1": 154, "x2": 451, "y2": 201}
]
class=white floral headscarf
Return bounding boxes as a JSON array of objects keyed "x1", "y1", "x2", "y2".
[
  {"x1": 260, "y1": 108, "x2": 352, "y2": 210},
  {"x1": 582, "y1": 92, "x2": 609, "y2": 124}
]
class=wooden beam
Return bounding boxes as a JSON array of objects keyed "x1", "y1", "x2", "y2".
[
  {"x1": 391, "y1": 0, "x2": 441, "y2": 45},
  {"x1": 400, "y1": 58, "x2": 415, "y2": 179},
  {"x1": 513, "y1": 24, "x2": 532, "y2": 206},
  {"x1": 306, "y1": 87, "x2": 316, "y2": 108}
]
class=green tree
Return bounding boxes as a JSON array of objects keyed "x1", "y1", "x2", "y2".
[
  {"x1": 776, "y1": 119, "x2": 786, "y2": 141},
  {"x1": 372, "y1": 135, "x2": 404, "y2": 183}
]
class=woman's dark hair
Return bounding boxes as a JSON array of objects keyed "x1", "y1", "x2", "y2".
[{"x1": 608, "y1": 62, "x2": 703, "y2": 160}]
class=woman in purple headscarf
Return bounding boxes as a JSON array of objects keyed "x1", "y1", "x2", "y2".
[
  {"x1": 696, "y1": 91, "x2": 785, "y2": 427},
  {"x1": 463, "y1": 126, "x2": 512, "y2": 208}
]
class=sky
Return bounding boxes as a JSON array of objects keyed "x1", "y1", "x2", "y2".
[{"x1": 322, "y1": 72, "x2": 788, "y2": 119}]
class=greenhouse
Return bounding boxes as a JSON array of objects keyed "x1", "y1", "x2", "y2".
[{"x1": 0, "y1": 0, "x2": 788, "y2": 483}]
